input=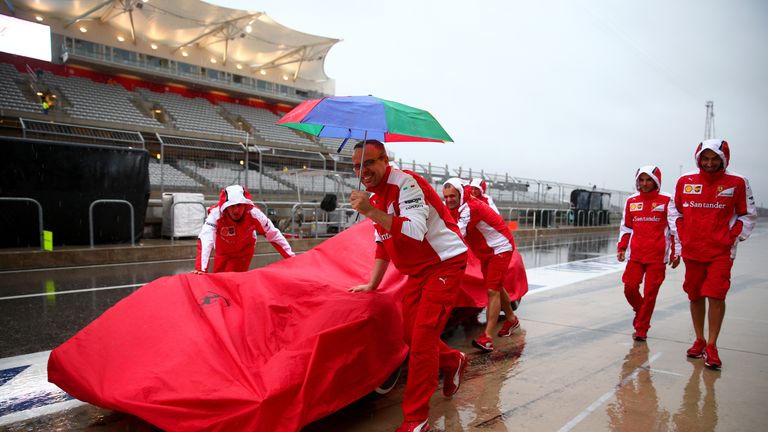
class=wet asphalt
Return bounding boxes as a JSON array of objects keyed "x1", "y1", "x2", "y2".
[{"x1": 3, "y1": 229, "x2": 767, "y2": 431}]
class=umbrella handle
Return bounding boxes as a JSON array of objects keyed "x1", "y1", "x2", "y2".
[
  {"x1": 353, "y1": 130, "x2": 368, "y2": 222},
  {"x1": 337, "y1": 136, "x2": 350, "y2": 153}
]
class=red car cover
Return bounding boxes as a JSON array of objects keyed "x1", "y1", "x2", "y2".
[{"x1": 48, "y1": 220, "x2": 527, "y2": 431}]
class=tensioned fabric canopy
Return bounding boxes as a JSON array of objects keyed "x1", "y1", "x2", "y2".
[{"x1": 7, "y1": 0, "x2": 339, "y2": 83}]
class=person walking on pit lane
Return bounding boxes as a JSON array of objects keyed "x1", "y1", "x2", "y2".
[
  {"x1": 468, "y1": 178, "x2": 500, "y2": 214},
  {"x1": 617, "y1": 166, "x2": 681, "y2": 341},
  {"x1": 670, "y1": 139, "x2": 757, "y2": 369},
  {"x1": 348, "y1": 140, "x2": 468, "y2": 432},
  {"x1": 193, "y1": 185, "x2": 294, "y2": 274},
  {"x1": 443, "y1": 178, "x2": 522, "y2": 353}
]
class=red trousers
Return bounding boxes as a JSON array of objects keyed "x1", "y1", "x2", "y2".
[
  {"x1": 622, "y1": 260, "x2": 666, "y2": 332},
  {"x1": 481, "y1": 251, "x2": 512, "y2": 291},
  {"x1": 683, "y1": 256, "x2": 733, "y2": 301},
  {"x1": 212, "y1": 251, "x2": 254, "y2": 273},
  {"x1": 401, "y1": 254, "x2": 466, "y2": 422}
]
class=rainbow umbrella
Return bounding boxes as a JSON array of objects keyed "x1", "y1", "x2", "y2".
[{"x1": 276, "y1": 95, "x2": 453, "y2": 152}]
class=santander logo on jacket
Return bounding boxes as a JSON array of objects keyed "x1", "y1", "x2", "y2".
[
  {"x1": 368, "y1": 166, "x2": 466, "y2": 276},
  {"x1": 617, "y1": 166, "x2": 680, "y2": 264},
  {"x1": 670, "y1": 139, "x2": 757, "y2": 261}
]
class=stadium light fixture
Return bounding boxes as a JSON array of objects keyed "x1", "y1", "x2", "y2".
[
  {"x1": 282, "y1": 74, "x2": 289, "y2": 81},
  {"x1": 117, "y1": 35, "x2": 125, "y2": 42},
  {"x1": 210, "y1": 57, "x2": 217, "y2": 64},
  {"x1": 259, "y1": 69, "x2": 267, "y2": 76},
  {"x1": 79, "y1": 26, "x2": 87, "y2": 33},
  {"x1": 245, "y1": 25, "x2": 252, "y2": 33},
  {"x1": 151, "y1": 43, "x2": 158, "y2": 50},
  {"x1": 236, "y1": 64, "x2": 243, "y2": 70},
  {"x1": 181, "y1": 50, "x2": 189, "y2": 57},
  {"x1": 35, "y1": 16, "x2": 43, "y2": 22}
]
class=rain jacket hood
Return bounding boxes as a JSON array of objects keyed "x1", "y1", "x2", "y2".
[
  {"x1": 218, "y1": 185, "x2": 254, "y2": 213},
  {"x1": 696, "y1": 139, "x2": 730, "y2": 170},
  {"x1": 469, "y1": 178, "x2": 487, "y2": 194},
  {"x1": 635, "y1": 166, "x2": 662, "y2": 192},
  {"x1": 444, "y1": 177, "x2": 467, "y2": 205}
]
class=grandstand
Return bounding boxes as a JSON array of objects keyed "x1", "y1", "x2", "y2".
[{"x1": 1, "y1": 1, "x2": 632, "y2": 245}]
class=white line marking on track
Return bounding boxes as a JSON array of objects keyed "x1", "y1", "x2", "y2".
[
  {"x1": 557, "y1": 352, "x2": 663, "y2": 432},
  {"x1": 0, "y1": 351, "x2": 86, "y2": 427},
  {"x1": 0, "y1": 283, "x2": 145, "y2": 301},
  {"x1": 525, "y1": 254, "x2": 624, "y2": 296}
]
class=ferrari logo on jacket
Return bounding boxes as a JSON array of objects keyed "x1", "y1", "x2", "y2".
[{"x1": 717, "y1": 187, "x2": 735, "y2": 197}]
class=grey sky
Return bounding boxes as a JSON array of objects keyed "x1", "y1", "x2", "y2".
[{"x1": 213, "y1": 0, "x2": 767, "y2": 205}]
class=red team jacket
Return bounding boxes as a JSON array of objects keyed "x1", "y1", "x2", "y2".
[
  {"x1": 444, "y1": 178, "x2": 515, "y2": 262},
  {"x1": 368, "y1": 166, "x2": 467, "y2": 276},
  {"x1": 670, "y1": 140, "x2": 757, "y2": 262},
  {"x1": 196, "y1": 185, "x2": 294, "y2": 272},
  {"x1": 617, "y1": 166, "x2": 680, "y2": 264}
]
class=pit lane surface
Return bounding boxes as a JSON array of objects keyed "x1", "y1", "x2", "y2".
[{"x1": 2, "y1": 229, "x2": 767, "y2": 431}]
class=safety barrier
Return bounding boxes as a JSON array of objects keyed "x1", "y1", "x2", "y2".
[
  {"x1": 0, "y1": 197, "x2": 44, "y2": 250},
  {"x1": 503, "y1": 207, "x2": 617, "y2": 230},
  {"x1": 89, "y1": 199, "x2": 135, "y2": 248}
]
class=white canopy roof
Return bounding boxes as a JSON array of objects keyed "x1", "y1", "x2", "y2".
[{"x1": 8, "y1": 0, "x2": 339, "y2": 83}]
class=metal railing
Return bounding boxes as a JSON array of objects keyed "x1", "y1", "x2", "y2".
[
  {"x1": 502, "y1": 207, "x2": 619, "y2": 230},
  {"x1": 89, "y1": 199, "x2": 135, "y2": 248},
  {"x1": 0, "y1": 197, "x2": 44, "y2": 250}
]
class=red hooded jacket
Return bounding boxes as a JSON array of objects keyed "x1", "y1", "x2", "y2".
[
  {"x1": 670, "y1": 139, "x2": 757, "y2": 261},
  {"x1": 617, "y1": 166, "x2": 680, "y2": 264},
  {"x1": 196, "y1": 185, "x2": 294, "y2": 272},
  {"x1": 445, "y1": 178, "x2": 515, "y2": 262}
]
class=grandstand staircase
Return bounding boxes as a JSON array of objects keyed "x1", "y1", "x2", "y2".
[
  {"x1": 217, "y1": 107, "x2": 250, "y2": 136},
  {"x1": 131, "y1": 93, "x2": 169, "y2": 127},
  {"x1": 173, "y1": 160, "x2": 219, "y2": 190},
  {"x1": 261, "y1": 169, "x2": 299, "y2": 194}
]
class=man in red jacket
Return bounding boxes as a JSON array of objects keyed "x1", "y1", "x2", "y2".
[
  {"x1": 670, "y1": 139, "x2": 757, "y2": 369},
  {"x1": 443, "y1": 178, "x2": 521, "y2": 352},
  {"x1": 469, "y1": 178, "x2": 500, "y2": 214},
  {"x1": 194, "y1": 185, "x2": 294, "y2": 274},
  {"x1": 349, "y1": 140, "x2": 468, "y2": 432},
  {"x1": 617, "y1": 166, "x2": 681, "y2": 341}
]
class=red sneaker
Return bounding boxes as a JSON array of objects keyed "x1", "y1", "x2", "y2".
[
  {"x1": 442, "y1": 351, "x2": 468, "y2": 398},
  {"x1": 686, "y1": 338, "x2": 707, "y2": 358},
  {"x1": 497, "y1": 317, "x2": 520, "y2": 337},
  {"x1": 472, "y1": 334, "x2": 494, "y2": 352},
  {"x1": 704, "y1": 344, "x2": 722, "y2": 369},
  {"x1": 633, "y1": 330, "x2": 647, "y2": 341},
  {"x1": 396, "y1": 418, "x2": 430, "y2": 432}
]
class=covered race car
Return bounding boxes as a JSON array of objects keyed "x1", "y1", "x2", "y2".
[{"x1": 48, "y1": 220, "x2": 527, "y2": 431}]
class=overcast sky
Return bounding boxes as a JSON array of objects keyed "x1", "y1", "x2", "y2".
[{"x1": 213, "y1": 0, "x2": 767, "y2": 205}]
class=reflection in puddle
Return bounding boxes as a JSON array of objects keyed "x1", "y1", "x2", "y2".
[
  {"x1": 672, "y1": 360, "x2": 719, "y2": 432},
  {"x1": 606, "y1": 342, "x2": 670, "y2": 431}
]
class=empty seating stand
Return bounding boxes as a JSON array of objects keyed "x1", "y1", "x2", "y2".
[
  {"x1": 148, "y1": 158, "x2": 200, "y2": 189},
  {"x1": 220, "y1": 102, "x2": 320, "y2": 150},
  {"x1": 41, "y1": 72, "x2": 162, "y2": 128},
  {"x1": 0, "y1": 63, "x2": 45, "y2": 113},
  {"x1": 138, "y1": 89, "x2": 244, "y2": 138}
]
